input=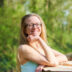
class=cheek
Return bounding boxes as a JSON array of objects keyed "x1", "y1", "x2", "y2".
[
  {"x1": 26, "y1": 27, "x2": 32, "y2": 33},
  {"x1": 38, "y1": 27, "x2": 41, "y2": 32}
]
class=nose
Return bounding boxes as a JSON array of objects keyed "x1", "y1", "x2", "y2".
[{"x1": 33, "y1": 24, "x2": 37, "y2": 28}]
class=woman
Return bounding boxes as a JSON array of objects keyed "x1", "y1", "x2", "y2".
[{"x1": 17, "y1": 13, "x2": 68, "y2": 72}]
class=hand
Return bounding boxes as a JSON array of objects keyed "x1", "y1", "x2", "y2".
[
  {"x1": 35, "y1": 65, "x2": 44, "y2": 72},
  {"x1": 57, "y1": 55, "x2": 68, "y2": 65},
  {"x1": 27, "y1": 35, "x2": 39, "y2": 43},
  {"x1": 59, "y1": 59, "x2": 68, "y2": 65},
  {"x1": 59, "y1": 61, "x2": 68, "y2": 65}
]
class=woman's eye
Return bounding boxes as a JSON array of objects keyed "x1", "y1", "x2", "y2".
[{"x1": 28, "y1": 25, "x2": 32, "y2": 26}]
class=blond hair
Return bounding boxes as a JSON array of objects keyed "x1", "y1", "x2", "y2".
[{"x1": 16, "y1": 13, "x2": 47, "y2": 72}]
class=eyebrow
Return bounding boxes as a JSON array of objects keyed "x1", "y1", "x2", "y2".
[{"x1": 25, "y1": 23, "x2": 41, "y2": 25}]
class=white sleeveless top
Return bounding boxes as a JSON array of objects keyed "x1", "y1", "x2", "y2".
[{"x1": 21, "y1": 61, "x2": 38, "y2": 72}]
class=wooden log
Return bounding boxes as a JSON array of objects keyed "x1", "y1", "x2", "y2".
[{"x1": 42, "y1": 61, "x2": 72, "y2": 72}]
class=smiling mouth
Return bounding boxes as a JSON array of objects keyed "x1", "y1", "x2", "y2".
[
  {"x1": 31, "y1": 30, "x2": 38, "y2": 32},
  {"x1": 31, "y1": 30, "x2": 37, "y2": 32},
  {"x1": 31, "y1": 30, "x2": 38, "y2": 34}
]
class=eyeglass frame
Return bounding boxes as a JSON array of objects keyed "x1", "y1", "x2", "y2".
[{"x1": 25, "y1": 23, "x2": 42, "y2": 28}]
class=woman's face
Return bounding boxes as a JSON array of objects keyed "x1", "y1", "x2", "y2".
[{"x1": 25, "y1": 16, "x2": 42, "y2": 36}]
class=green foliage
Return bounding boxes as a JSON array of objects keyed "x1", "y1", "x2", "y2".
[{"x1": 0, "y1": 3, "x2": 26, "y2": 71}]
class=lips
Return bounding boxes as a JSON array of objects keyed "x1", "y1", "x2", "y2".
[
  {"x1": 31, "y1": 31, "x2": 37, "y2": 32},
  {"x1": 31, "y1": 29, "x2": 38, "y2": 32},
  {"x1": 31, "y1": 30, "x2": 39, "y2": 34}
]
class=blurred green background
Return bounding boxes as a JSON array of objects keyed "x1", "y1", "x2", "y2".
[{"x1": 0, "y1": 0, "x2": 72, "y2": 72}]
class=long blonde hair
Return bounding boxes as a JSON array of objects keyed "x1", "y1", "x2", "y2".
[{"x1": 16, "y1": 13, "x2": 47, "y2": 72}]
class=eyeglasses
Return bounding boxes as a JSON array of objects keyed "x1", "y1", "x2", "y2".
[{"x1": 25, "y1": 23, "x2": 42, "y2": 27}]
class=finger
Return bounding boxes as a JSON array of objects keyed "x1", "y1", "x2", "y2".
[
  {"x1": 35, "y1": 66, "x2": 44, "y2": 72},
  {"x1": 35, "y1": 68, "x2": 42, "y2": 72}
]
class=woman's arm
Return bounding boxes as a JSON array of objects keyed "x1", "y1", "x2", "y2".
[
  {"x1": 38, "y1": 37, "x2": 68, "y2": 64},
  {"x1": 18, "y1": 44, "x2": 58, "y2": 66},
  {"x1": 52, "y1": 49, "x2": 68, "y2": 64},
  {"x1": 38, "y1": 37, "x2": 59, "y2": 65}
]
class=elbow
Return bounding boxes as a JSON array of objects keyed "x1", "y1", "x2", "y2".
[
  {"x1": 48, "y1": 59, "x2": 59, "y2": 67},
  {"x1": 42, "y1": 61, "x2": 59, "y2": 67},
  {"x1": 49, "y1": 62, "x2": 59, "y2": 67}
]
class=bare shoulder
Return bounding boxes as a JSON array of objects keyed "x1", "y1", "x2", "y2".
[
  {"x1": 19, "y1": 44, "x2": 30, "y2": 48},
  {"x1": 17, "y1": 44, "x2": 30, "y2": 64},
  {"x1": 18, "y1": 44, "x2": 32, "y2": 52}
]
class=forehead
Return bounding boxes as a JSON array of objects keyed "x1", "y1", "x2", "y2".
[{"x1": 25, "y1": 16, "x2": 41, "y2": 24}]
